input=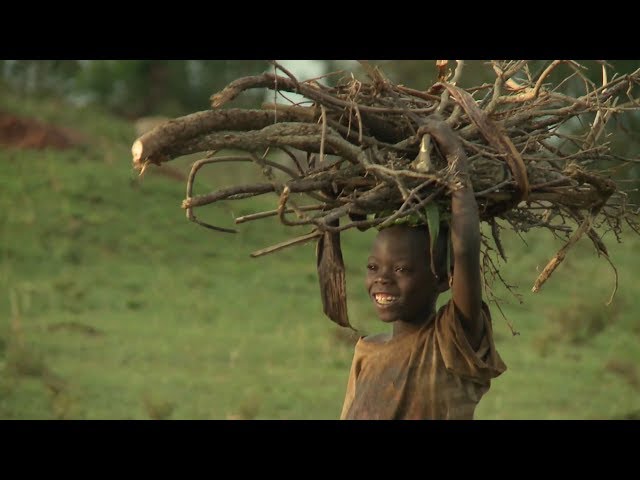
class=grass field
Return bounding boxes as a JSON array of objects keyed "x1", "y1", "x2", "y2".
[{"x1": 1, "y1": 90, "x2": 639, "y2": 420}]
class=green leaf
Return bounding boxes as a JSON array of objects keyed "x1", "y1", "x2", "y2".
[
  {"x1": 425, "y1": 203, "x2": 440, "y2": 279},
  {"x1": 425, "y1": 203, "x2": 440, "y2": 256}
]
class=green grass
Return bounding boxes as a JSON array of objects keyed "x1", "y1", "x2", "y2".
[{"x1": 1, "y1": 90, "x2": 639, "y2": 419}]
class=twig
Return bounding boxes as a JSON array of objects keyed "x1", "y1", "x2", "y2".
[
  {"x1": 270, "y1": 60, "x2": 301, "y2": 91},
  {"x1": 235, "y1": 205, "x2": 324, "y2": 224},
  {"x1": 184, "y1": 156, "x2": 262, "y2": 233},
  {"x1": 497, "y1": 60, "x2": 564, "y2": 104},
  {"x1": 319, "y1": 104, "x2": 327, "y2": 165},
  {"x1": 437, "y1": 60, "x2": 465, "y2": 115},
  {"x1": 250, "y1": 231, "x2": 322, "y2": 257}
]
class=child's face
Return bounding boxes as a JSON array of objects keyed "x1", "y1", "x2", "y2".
[{"x1": 365, "y1": 225, "x2": 438, "y2": 324}]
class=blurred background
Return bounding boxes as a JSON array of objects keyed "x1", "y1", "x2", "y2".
[{"x1": 1, "y1": 59, "x2": 639, "y2": 420}]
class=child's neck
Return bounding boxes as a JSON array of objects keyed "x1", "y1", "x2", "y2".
[{"x1": 391, "y1": 309, "x2": 436, "y2": 338}]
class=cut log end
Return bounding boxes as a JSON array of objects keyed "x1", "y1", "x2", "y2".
[
  {"x1": 132, "y1": 139, "x2": 167, "y2": 174},
  {"x1": 132, "y1": 139, "x2": 145, "y2": 169},
  {"x1": 132, "y1": 139, "x2": 143, "y2": 161}
]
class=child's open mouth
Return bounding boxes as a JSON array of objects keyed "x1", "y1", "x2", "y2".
[{"x1": 373, "y1": 293, "x2": 398, "y2": 306}]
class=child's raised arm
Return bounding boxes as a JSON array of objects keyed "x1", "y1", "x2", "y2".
[{"x1": 419, "y1": 116, "x2": 484, "y2": 350}]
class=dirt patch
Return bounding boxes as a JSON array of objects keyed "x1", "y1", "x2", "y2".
[
  {"x1": 47, "y1": 321, "x2": 104, "y2": 337},
  {"x1": 605, "y1": 359, "x2": 640, "y2": 390},
  {"x1": 0, "y1": 111, "x2": 85, "y2": 150}
]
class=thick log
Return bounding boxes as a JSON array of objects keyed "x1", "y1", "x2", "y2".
[
  {"x1": 132, "y1": 109, "x2": 311, "y2": 171},
  {"x1": 134, "y1": 121, "x2": 369, "y2": 171}
]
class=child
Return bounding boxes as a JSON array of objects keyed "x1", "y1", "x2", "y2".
[{"x1": 340, "y1": 117, "x2": 507, "y2": 420}]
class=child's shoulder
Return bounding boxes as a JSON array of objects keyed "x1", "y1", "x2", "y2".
[{"x1": 360, "y1": 332, "x2": 392, "y2": 345}]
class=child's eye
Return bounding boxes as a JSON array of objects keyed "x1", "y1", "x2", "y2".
[
  {"x1": 367, "y1": 264, "x2": 377, "y2": 271},
  {"x1": 395, "y1": 266, "x2": 409, "y2": 273}
]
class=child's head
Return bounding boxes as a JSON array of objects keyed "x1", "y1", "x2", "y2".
[{"x1": 366, "y1": 224, "x2": 449, "y2": 324}]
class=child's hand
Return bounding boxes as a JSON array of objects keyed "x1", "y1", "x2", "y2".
[
  {"x1": 417, "y1": 115, "x2": 470, "y2": 189},
  {"x1": 417, "y1": 115, "x2": 466, "y2": 166}
]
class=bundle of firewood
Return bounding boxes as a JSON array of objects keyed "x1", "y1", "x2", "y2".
[{"x1": 131, "y1": 60, "x2": 640, "y2": 328}]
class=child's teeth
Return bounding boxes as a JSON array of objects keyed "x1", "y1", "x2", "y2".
[{"x1": 376, "y1": 294, "x2": 396, "y2": 304}]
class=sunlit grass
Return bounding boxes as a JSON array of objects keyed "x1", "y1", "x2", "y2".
[{"x1": 1, "y1": 91, "x2": 639, "y2": 419}]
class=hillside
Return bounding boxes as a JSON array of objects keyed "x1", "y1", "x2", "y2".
[{"x1": 1, "y1": 89, "x2": 639, "y2": 419}]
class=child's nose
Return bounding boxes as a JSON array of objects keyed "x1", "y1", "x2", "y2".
[{"x1": 375, "y1": 269, "x2": 392, "y2": 284}]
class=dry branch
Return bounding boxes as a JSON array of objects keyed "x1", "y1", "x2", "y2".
[{"x1": 131, "y1": 60, "x2": 640, "y2": 325}]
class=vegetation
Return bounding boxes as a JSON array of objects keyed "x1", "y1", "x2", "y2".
[{"x1": 1, "y1": 67, "x2": 639, "y2": 420}]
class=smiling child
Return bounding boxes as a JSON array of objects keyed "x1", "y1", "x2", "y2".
[{"x1": 340, "y1": 117, "x2": 507, "y2": 420}]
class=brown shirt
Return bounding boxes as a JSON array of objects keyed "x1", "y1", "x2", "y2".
[{"x1": 340, "y1": 300, "x2": 506, "y2": 420}]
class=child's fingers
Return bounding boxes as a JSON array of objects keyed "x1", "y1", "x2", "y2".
[
  {"x1": 417, "y1": 116, "x2": 462, "y2": 158},
  {"x1": 416, "y1": 114, "x2": 445, "y2": 134}
]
